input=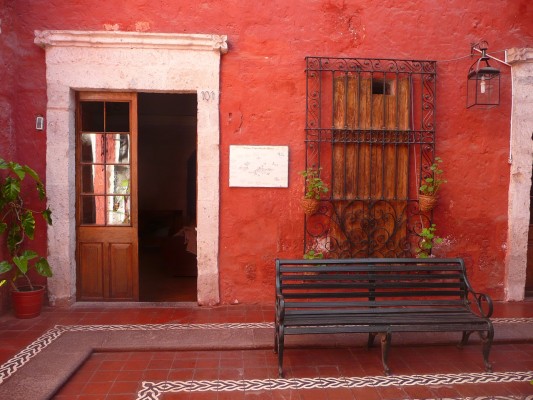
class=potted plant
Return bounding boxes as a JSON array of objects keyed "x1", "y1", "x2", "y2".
[
  {"x1": 419, "y1": 157, "x2": 446, "y2": 212},
  {"x1": 299, "y1": 168, "x2": 329, "y2": 215},
  {"x1": 303, "y1": 249, "x2": 324, "y2": 260},
  {"x1": 0, "y1": 158, "x2": 53, "y2": 318},
  {"x1": 416, "y1": 223, "x2": 443, "y2": 258}
]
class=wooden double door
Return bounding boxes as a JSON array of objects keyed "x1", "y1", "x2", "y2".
[{"x1": 76, "y1": 92, "x2": 138, "y2": 301}]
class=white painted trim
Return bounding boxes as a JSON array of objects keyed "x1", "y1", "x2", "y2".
[
  {"x1": 505, "y1": 48, "x2": 533, "y2": 301},
  {"x1": 35, "y1": 30, "x2": 228, "y2": 53},
  {"x1": 35, "y1": 30, "x2": 226, "y2": 306}
]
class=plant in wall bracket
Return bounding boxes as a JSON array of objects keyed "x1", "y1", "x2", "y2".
[
  {"x1": 416, "y1": 224, "x2": 443, "y2": 258},
  {"x1": 299, "y1": 168, "x2": 329, "y2": 215},
  {"x1": 0, "y1": 157, "x2": 53, "y2": 318},
  {"x1": 303, "y1": 249, "x2": 324, "y2": 260},
  {"x1": 419, "y1": 156, "x2": 446, "y2": 212}
]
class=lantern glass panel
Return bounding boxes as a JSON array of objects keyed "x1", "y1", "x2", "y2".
[{"x1": 467, "y1": 72, "x2": 500, "y2": 108}]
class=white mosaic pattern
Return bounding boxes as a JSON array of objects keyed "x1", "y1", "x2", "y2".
[
  {"x1": 137, "y1": 372, "x2": 533, "y2": 399},
  {"x1": 0, "y1": 319, "x2": 531, "y2": 385},
  {"x1": 0, "y1": 322, "x2": 270, "y2": 384},
  {"x1": 419, "y1": 397, "x2": 533, "y2": 400},
  {"x1": 492, "y1": 318, "x2": 533, "y2": 324},
  {"x1": 0, "y1": 326, "x2": 63, "y2": 384}
]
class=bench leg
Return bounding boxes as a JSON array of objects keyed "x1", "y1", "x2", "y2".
[
  {"x1": 380, "y1": 332, "x2": 392, "y2": 376},
  {"x1": 367, "y1": 332, "x2": 377, "y2": 348},
  {"x1": 458, "y1": 330, "x2": 474, "y2": 348},
  {"x1": 458, "y1": 328, "x2": 493, "y2": 372},
  {"x1": 274, "y1": 323, "x2": 279, "y2": 354},
  {"x1": 478, "y1": 327, "x2": 494, "y2": 373},
  {"x1": 277, "y1": 325, "x2": 285, "y2": 378}
]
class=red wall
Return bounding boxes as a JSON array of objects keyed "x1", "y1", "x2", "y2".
[{"x1": 2, "y1": 0, "x2": 533, "y2": 306}]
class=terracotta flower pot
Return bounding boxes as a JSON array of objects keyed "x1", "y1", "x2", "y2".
[
  {"x1": 419, "y1": 194, "x2": 438, "y2": 212},
  {"x1": 300, "y1": 198, "x2": 320, "y2": 215},
  {"x1": 11, "y1": 285, "x2": 45, "y2": 319}
]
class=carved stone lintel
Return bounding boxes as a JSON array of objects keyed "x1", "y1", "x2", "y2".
[
  {"x1": 34, "y1": 30, "x2": 228, "y2": 54},
  {"x1": 506, "y1": 48, "x2": 533, "y2": 64}
]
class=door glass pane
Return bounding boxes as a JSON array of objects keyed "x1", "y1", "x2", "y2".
[
  {"x1": 105, "y1": 134, "x2": 130, "y2": 164},
  {"x1": 106, "y1": 102, "x2": 130, "y2": 132},
  {"x1": 81, "y1": 165, "x2": 105, "y2": 194},
  {"x1": 106, "y1": 165, "x2": 130, "y2": 194},
  {"x1": 81, "y1": 102, "x2": 104, "y2": 132},
  {"x1": 80, "y1": 195, "x2": 106, "y2": 225},
  {"x1": 107, "y1": 195, "x2": 131, "y2": 225},
  {"x1": 81, "y1": 133, "x2": 104, "y2": 163},
  {"x1": 78, "y1": 97, "x2": 133, "y2": 227}
]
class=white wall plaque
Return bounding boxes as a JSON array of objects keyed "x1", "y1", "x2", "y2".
[{"x1": 229, "y1": 145, "x2": 289, "y2": 187}]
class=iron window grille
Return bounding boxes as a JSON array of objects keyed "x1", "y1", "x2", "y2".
[{"x1": 304, "y1": 56, "x2": 437, "y2": 258}]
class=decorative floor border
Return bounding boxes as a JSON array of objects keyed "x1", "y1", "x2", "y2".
[
  {"x1": 0, "y1": 318, "x2": 532, "y2": 385},
  {"x1": 137, "y1": 372, "x2": 533, "y2": 399},
  {"x1": 492, "y1": 318, "x2": 533, "y2": 324},
  {"x1": 0, "y1": 322, "x2": 271, "y2": 384}
]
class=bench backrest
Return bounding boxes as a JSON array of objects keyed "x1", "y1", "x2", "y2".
[{"x1": 276, "y1": 258, "x2": 474, "y2": 309}]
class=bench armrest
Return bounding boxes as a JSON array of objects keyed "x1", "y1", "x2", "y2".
[{"x1": 467, "y1": 290, "x2": 493, "y2": 318}]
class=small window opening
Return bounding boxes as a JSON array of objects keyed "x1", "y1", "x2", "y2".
[{"x1": 372, "y1": 78, "x2": 392, "y2": 95}]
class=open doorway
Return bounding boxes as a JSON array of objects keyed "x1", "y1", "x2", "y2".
[{"x1": 138, "y1": 93, "x2": 197, "y2": 302}]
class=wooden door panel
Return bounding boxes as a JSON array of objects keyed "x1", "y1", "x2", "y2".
[
  {"x1": 108, "y1": 243, "x2": 136, "y2": 299},
  {"x1": 76, "y1": 92, "x2": 138, "y2": 301},
  {"x1": 77, "y1": 242, "x2": 104, "y2": 300}
]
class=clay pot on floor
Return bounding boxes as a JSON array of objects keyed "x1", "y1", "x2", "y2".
[{"x1": 11, "y1": 285, "x2": 45, "y2": 319}]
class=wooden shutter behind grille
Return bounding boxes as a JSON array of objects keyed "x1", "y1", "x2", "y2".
[{"x1": 331, "y1": 75, "x2": 410, "y2": 256}]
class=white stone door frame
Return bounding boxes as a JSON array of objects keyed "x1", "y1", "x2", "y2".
[
  {"x1": 34, "y1": 30, "x2": 227, "y2": 306},
  {"x1": 505, "y1": 48, "x2": 533, "y2": 301}
]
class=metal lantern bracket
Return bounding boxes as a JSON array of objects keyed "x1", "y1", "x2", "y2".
[{"x1": 467, "y1": 40, "x2": 510, "y2": 109}]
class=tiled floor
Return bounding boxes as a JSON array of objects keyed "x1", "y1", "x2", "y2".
[
  {"x1": 0, "y1": 301, "x2": 532, "y2": 399},
  {"x1": 138, "y1": 247, "x2": 198, "y2": 302}
]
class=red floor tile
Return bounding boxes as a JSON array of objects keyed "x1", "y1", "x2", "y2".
[{"x1": 0, "y1": 302, "x2": 531, "y2": 400}]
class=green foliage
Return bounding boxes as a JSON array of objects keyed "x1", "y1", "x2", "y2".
[
  {"x1": 303, "y1": 250, "x2": 324, "y2": 260},
  {"x1": 416, "y1": 224, "x2": 443, "y2": 258},
  {"x1": 300, "y1": 168, "x2": 329, "y2": 200},
  {"x1": 419, "y1": 157, "x2": 447, "y2": 196},
  {"x1": 0, "y1": 158, "x2": 53, "y2": 291}
]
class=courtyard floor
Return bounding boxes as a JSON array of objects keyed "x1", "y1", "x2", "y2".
[{"x1": 0, "y1": 301, "x2": 532, "y2": 399}]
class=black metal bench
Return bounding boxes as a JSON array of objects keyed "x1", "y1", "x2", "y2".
[{"x1": 274, "y1": 258, "x2": 494, "y2": 377}]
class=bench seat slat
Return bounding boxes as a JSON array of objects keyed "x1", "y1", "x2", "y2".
[
  {"x1": 284, "y1": 299, "x2": 466, "y2": 307},
  {"x1": 284, "y1": 314, "x2": 486, "y2": 326},
  {"x1": 284, "y1": 306, "x2": 470, "y2": 314},
  {"x1": 283, "y1": 315, "x2": 489, "y2": 332},
  {"x1": 282, "y1": 291, "x2": 466, "y2": 299},
  {"x1": 283, "y1": 308, "x2": 483, "y2": 318},
  {"x1": 281, "y1": 283, "x2": 465, "y2": 290},
  {"x1": 284, "y1": 317, "x2": 488, "y2": 324},
  {"x1": 280, "y1": 273, "x2": 464, "y2": 281},
  {"x1": 285, "y1": 323, "x2": 488, "y2": 335},
  {"x1": 279, "y1": 266, "x2": 464, "y2": 273}
]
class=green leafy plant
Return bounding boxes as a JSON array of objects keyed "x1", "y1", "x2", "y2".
[
  {"x1": 300, "y1": 168, "x2": 329, "y2": 200},
  {"x1": 303, "y1": 249, "x2": 324, "y2": 260},
  {"x1": 416, "y1": 224, "x2": 443, "y2": 258},
  {"x1": 419, "y1": 157, "x2": 446, "y2": 196},
  {"x1": 0, "y1": 158, "x2": 53, "y2": 291}
]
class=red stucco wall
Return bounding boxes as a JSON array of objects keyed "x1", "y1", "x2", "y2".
[{"x1": 2, "y1": 0, "x2": 532, "y2": 307}]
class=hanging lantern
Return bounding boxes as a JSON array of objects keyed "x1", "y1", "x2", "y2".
[{"x1": 467, "y1": 40, "x2": 500, "y2": 108}]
